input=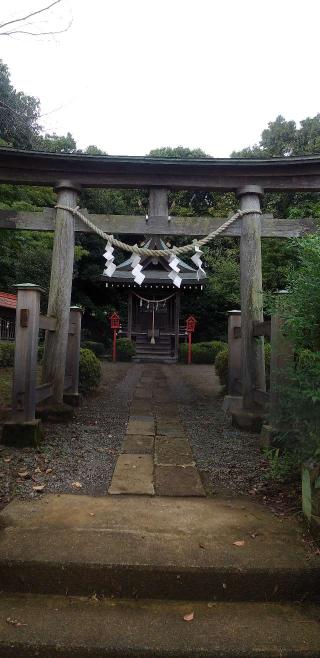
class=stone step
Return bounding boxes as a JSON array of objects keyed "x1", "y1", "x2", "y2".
[
  {"x1": 0, "y1": 594, "x2": 320, "y2": 658},
  {"x1": 0, "y1": 495, "x2": 319, "y2": 601},
  {"x1": 133, "y1": 355, "x2": 177, "y2": 363}
]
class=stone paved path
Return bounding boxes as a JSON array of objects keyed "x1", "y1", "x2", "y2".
[{"x1": 108, "y1": 367, "x2": 205, "y2": 496}]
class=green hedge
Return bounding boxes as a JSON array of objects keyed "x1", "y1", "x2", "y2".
[
  {"x1": 0, "y1": 342, "x2": 15, "y2": 367},
  {"x1": 179, "y1": 340, "x2": 226, "y2": 364},
  {"x1": 215, "y1": 342, "x2": 271, "y2": 389},
  {"x1": 79, "y1": 348, "x2": 102, "y2": 392},
  {"x1": 215, "y1": 347, "x2": 229, "y2": 386},
  {"x1": 116, "y1": 338, "x2": 135, "y2": 361},
  {"x1": 81, "y1": 341, "x2": 106, "y2": 357}
]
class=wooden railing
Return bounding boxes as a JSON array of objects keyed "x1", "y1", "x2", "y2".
[
  {"x1": 11, "y1": 284, "x2": 82, "y2": 424},
  {"x1": 227, "y1": 307, "x2": 293, "y2": 420}
]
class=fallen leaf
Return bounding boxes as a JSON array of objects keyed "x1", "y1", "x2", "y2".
[
  {"x1": 45, "y1": 468, "x2": 53, "y2": 474},
  {"x1": 199, "y1": 543, "x2": 206, "y2": 549},
  {"x1": 18, "y1": 471, "x2": 29, "y2": 479},
  {"x1": 72, "y1": 481, "x2": 82, "y2": 489},
  {"x1": 6, "y1": 617, "x2": 27, "y2": 627},
  {"x1": 89, "y1": 513, "x2": 95, "y2": 517},
  {"x1": 233, "y1": 540, "x2": 245, "y2": 547},
  {"x1": 207, "y1": 602, "x2": 217, "y2": 608},
  {"x1": 183, "y1": 612, "x2": 194, "y2": 622},
  {"x1": 34, "y1": 467, "x2": 41, "y2": 474},
  {"x1": 3, "y1": 458, "x2": 11, "y2": 463},
  {"x1": 32, "y1": 484, "x2": 45, "y2": 492}
]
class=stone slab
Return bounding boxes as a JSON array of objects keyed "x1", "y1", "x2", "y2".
[
  {"x1": 109, "y1": 454, "x2": 154, "y2": 495},
  {"x1": 156, "y1": 421, "x2": 186, "y2": 438},
  {"x1": 130, "y1": 402, "x2": 153, "y2": 415},
  {"x1": 155, "y1": 436, "x2": 194, "y2": 466},
  {"x1": 155, "y1": 465, "x2": 205, "y2": 497},
  {"x1": 127, "y1": 416, "x2": 155, "y2": 436},
  {"x1": 0, "y1": 494, "x2": 319, "y2": 600},
  {"x1": 1, "y1": 595, "x2": 320, "y2": 658},
  {"x1": 121, "y1": 434, "x2": 154, "y2": 454},
  {"x1": 133, "y1": 388, "x2": 153, "y2": 400}
]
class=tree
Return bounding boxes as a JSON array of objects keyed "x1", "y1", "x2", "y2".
[{"x1": 0, "y1": 61, "x2": 40, "y2": 149}]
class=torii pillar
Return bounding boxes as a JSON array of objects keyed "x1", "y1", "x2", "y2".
[
  {"x1": 42, "y1": 180, "x2": 79, "y2": 404},
  {"x1": 233, "y1": 185, "x2": 266, "y2": 431}
]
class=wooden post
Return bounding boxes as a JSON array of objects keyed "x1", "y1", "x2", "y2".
[
  {"x1": 148, "y1": 188, "x2": 168, "y2": 219},
  {"x1": 228, "y1": 310, "x2": 242, "y2": 395},
  {"x1": 270, "y1": 293, "x2": 294, "y2": 427},
  {"x1": 42, "y1": 181, "x2": 79, "y2": 404},
  {"x1": 64, "y1": 306, "x2": 82, "y2": 407},
  {"x1": 174, "y1": 292, "x2": 180, "y2": 360},
  {"x1": 238, "y1": 186, "x2": 266, "y2": 412},
  {"x1": 2, "y1": 284, "x2": 43, "y2": 446},
  {"x1": 127, "y1": 291, "x2": 133, "y2": 340}
]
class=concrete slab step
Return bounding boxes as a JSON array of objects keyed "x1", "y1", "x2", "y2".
[
  {"x1": 108, "y1": 454, "x2": 154, "y2": 495},
  {"x1": 0, "y1": 594, "x2": 320, "y2": 658},
  {"x1": 0, "y1": 495, "x2": 319, "y2": 601}
]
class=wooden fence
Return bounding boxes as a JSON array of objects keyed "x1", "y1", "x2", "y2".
[
  {"x1": 9, "y1": 283, "x2": 82, "y2": 425},
  {"x1": 226, "y1": 304, "x2": 294, "y2": 428}
]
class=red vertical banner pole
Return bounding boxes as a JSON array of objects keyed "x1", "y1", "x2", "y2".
[
  {"x1": 188, "y1": 331, "x2": 192, "y2": 365},
  {"x1": 113, "y1": 329, "x2": 117, "y2": 362}
]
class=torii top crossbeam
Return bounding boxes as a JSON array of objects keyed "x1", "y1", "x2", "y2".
[{"x1": 1, "y1": 148, "x2": 320, "y2": 191}]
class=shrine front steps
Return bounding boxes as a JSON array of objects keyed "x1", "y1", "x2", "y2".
[
  {"x1": 0, "y1": 494, "x2": 319, "y2": 601},
  {"x1": 1, "y1": 596, "x2": 320, "y2": 658},
  {"x1": 0, "y1": 494, "x2": 320, "y2": 657}
]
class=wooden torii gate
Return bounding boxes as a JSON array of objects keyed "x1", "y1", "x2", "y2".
[{"x1": 0, "y1": 149, "x2": 319, "y2": 439}]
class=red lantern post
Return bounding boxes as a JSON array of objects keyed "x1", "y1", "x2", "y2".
[
  {"x1": 110, "y1": 312, "x2": 120, "y2": 362},
  {"x1": 186, "y1": 315, "x2": 196, "y2": 364}
]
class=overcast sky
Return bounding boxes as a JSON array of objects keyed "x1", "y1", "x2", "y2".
[{"x1": 1, "y1": 0, "x2": 320, "y2": 156}]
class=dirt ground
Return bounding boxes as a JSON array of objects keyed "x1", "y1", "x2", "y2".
[{"x1": 0, "y1": 362, "x2": 302, "y2": 515}]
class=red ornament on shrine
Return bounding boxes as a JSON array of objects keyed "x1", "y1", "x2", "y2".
[
  {"x1": 186, "y1": 315, "x2": 196, "y2": 333},
  {"x1": 110, "y1": 312, "x2": 120, "y2": 330}
]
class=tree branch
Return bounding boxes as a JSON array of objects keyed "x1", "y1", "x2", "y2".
[{"x1": 0, "y1": 0, "x2": 62, "y2": 30}]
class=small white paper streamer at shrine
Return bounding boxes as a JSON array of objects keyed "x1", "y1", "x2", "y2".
[
  {"x1": 130, "y1": 252, "x2": 145, "y2": 286},
  {"x1": 103, "y1": 241, "x2": 117, "y2": 277},
  {"x1": 191, "y1": 246, "x2": 206, "y2": 281},
  {"x1": 168, "y1": 255, "x2": 182, "y2": 288}
]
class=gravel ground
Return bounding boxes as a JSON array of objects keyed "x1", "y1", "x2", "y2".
[
  {"x1": 163, "y1": 364, "x2": 267, "y2": 496},
  {"x1": 0, "y1": 362, "x2": 142, "y2": 509}
]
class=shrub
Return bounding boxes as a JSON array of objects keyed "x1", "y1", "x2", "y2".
[
  {"x1": 79, "y1": 348, "x2": 102, "y2": 392},
  {"x1": 214, "y1": 342, "x2": 271, "y2": 390},
  {"x1": 0, "y1": 342, "x2": 15, "y2": 367},
  {"x1": 179, "y1": 340, "x2": 226, "y2": 364},
  {"x1": 215, "y1": 347, "x2": 228, "y2": 386},
  {"x1": 81, "y1": 341, "x2": 106, "y2": 357},
  {"x1": 274, "y1": 349, "x2": 320, "y2": 460},
  {"x1": 116, "y1": 338, "x2": 135, "y2": 361}
]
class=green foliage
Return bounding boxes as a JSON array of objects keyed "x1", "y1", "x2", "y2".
[
  {"x1": 149, "y1": 146, "x2": 210, "y2": 159},
  {"x1": 214, "y1": 342, "x2": 270, "y2": 389},
  {"x1": 116, "y1": 338, "x2": 135, "y2": 361},
  {"x1": 79, "y1": 348, "x2": 102, "y2": 393},
  {"x1": 272, "y1": 350, "x2": 320, "y2": 461},
  {"x1": 179, "y1": 340, "x2": 226, "y2": 364},
  {"x1": 0, "y1": 60, "x2": 40, "y2": 149},
  {"x1": 284, "y1": 236, "x2": 320, "y2": 350},
  {"x1": 81, "y1": 341, "x2": 106, "y2": 357},
  {"x1": 0, "y1": 342, "x2": 14, "y2": 366},
  {"x1": 262, "y1": 447, "x2": 295, "y2": 481},
  {"x1": 214, "y1": 347, "x2": 229, "y2": 387}
]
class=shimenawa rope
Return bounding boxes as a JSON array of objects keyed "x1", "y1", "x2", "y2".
[{"x1": 55, "y1": 204, "x2": 261, "y2": 258}]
